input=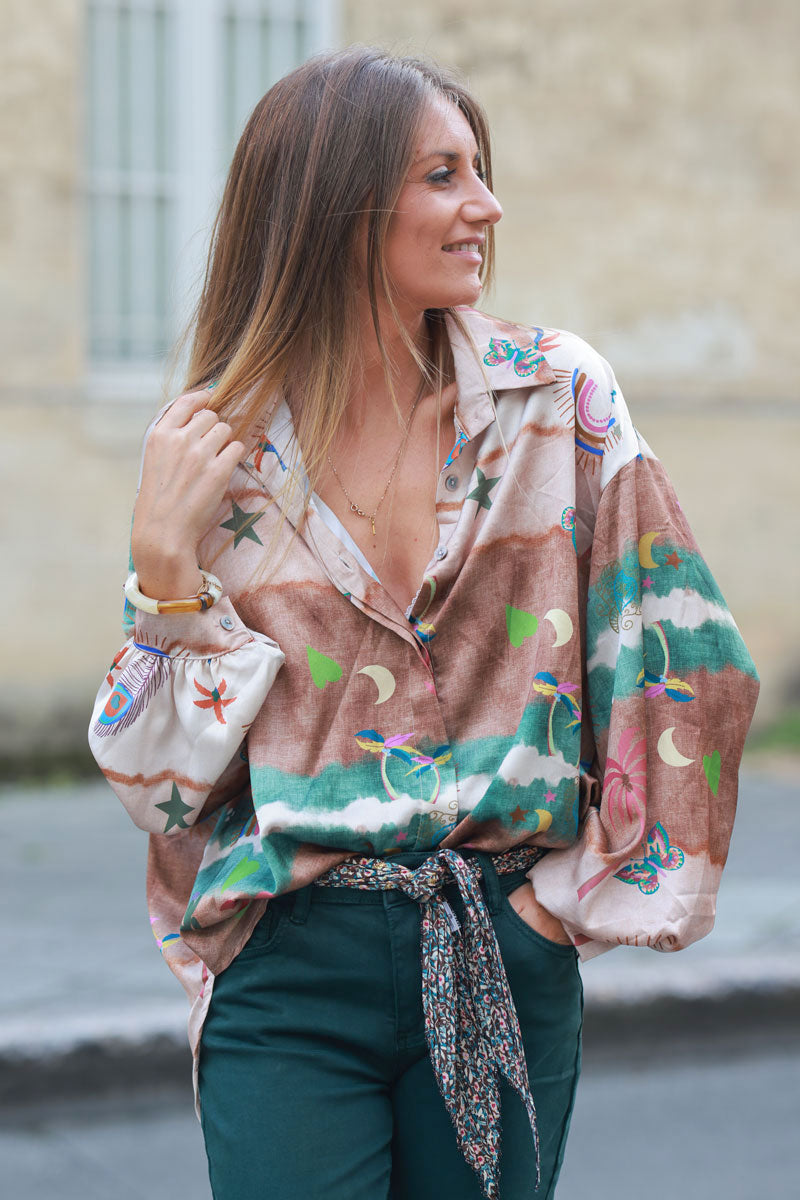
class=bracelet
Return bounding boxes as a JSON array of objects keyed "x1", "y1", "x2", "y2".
[{"x1": 124, "y1": 569, "x2": 223, "y2": 616}]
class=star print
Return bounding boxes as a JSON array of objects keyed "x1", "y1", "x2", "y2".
[
  {"x1": 544, "y1": 790, "x2": 556, "y2": 804},
  {"x1": 220, "y1": 501, "x2": 264, "y2": 548},
  {"x1": 155, "y1": 783, "x2": 195, "y2": 832},
  {"x1": 510, "y1": 805, "x2": 529, "y2": 824},
  {"x1": 664, "y1": 551, "x2": 683, "y2": 569},
  {"x1": 466, "y1": 467, "x2": 501, "y2": 511},
  {"x1": 642, "y1": 575, "x2": 653, "y2": 590}
]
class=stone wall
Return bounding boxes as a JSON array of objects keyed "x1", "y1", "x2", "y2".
[
  {"x1": 345, "y1": 0, "x2": 799, "y2": 404},
  {"x1": 0, "y1": 0, "x2": 84, "y2": 389},
  {"x1": 1, "y1": 0, "x2": 797, "y2": 766}
]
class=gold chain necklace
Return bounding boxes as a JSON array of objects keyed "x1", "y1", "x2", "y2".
[{"x1": 326, "y1": 385, "x2": 424, "y2": 536}]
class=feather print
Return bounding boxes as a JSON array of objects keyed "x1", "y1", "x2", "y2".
[{"x1": 93, "y1": 649, "x2": 171, "y2": 737}]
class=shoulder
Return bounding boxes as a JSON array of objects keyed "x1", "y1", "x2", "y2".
[
  {"x1": 471, "y1": 310, "x2": 647, "y2": 487},
  {"x1": 458, "y1": 307, "x2": 610, "y2": 371}
]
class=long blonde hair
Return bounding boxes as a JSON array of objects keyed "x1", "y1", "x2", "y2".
[{"x1": 184, "y1": 45, "x2": 495, "y2": 525}]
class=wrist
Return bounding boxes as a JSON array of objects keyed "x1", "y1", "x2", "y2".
[{"x1": 133, "y1": 554, "x2": 203, "y2": 602}]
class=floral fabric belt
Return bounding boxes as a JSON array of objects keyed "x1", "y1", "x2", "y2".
[{"x1": 316, "y1": 844, "x2": 549, "y2": 1198}]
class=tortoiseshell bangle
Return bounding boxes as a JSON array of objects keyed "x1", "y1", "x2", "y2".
[{"x1": 124, "y1": 569, "x2": 223, "y2": 616}]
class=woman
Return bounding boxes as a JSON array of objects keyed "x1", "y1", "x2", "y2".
[{"x1": 89, "y1": 47, "x2": 759, "y2": 1200}]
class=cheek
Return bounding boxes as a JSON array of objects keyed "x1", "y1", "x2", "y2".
[{"x1": 384, "y1": 228, "x2": 439, "y2": 293}]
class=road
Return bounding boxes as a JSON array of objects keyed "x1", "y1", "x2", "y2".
[{"x1": 3, "y1": 1046, "x2": 797, "y2": 1199}]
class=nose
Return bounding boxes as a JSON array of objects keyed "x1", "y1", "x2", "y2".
[{"x1": 464, "y1": 177, "x2": 503, "y2": 227}]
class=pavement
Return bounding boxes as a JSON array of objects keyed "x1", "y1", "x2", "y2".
[
  {"x1": 5, "y1": 1046, "x2": 798, "y2": 1200},
  {"x1": 1, "y1": 762, "x2": 799, "y2": 1107}
]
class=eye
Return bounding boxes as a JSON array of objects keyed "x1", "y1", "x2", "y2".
[{"x1": 426, "y1": 167, "x2": 455, "y2": 184}]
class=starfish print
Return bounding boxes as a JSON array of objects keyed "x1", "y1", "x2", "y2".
[
  {"x1": 155, "y1": 783, "x2": 195, "y2": 832},
  {"x1": 642, "y1": 575, "x2": 653, "y2": 590},
  {"x1": 220, "y1": 501, "x2": 264, "y2": 548},
  {"x1": 510, "y1": 804, "x2": 529, "y2": 824},
  {"x1": 544, "y1": 790, "x2": 556, "y2": 804},
  {"x1": 664, "y1": 551, "x2": 683, "y2": 569},
  {"x1": 466, "y1": 467, "x2": 501, "y2": 511},
  {"x1": 105, "y1": 647, "x2": 127, "y2": 686},
  {"x1": 252, "y1": 437, "x2": 287, "y2": 473},
  {"x1": 193, "y1": 677, "x2": 236, "y2": 724}
]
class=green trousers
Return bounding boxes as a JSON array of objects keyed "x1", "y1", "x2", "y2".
[{"x1": 199, "y1": 851, "x2": 583, "y2": 1200}]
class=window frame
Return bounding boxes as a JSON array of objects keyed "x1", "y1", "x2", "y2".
[{"x1": 86, "y1": 0, "x2": 339, "y2": 402}]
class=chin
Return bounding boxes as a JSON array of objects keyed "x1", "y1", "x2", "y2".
[{"x1": 419, "y1": 281, "x2": 484, "y2": 311}]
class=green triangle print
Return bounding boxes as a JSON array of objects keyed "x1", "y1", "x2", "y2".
[{"x1": 306, "y1": 644, "x2": 343, "y2": 689}]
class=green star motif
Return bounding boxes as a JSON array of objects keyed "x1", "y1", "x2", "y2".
[
  {"x1": 466, "y1": 467, "x2": 501, "y2": 511},
  {"x1": 155, "y1": 783, "x2": 195, "y2": 832},
  {"x1": 220, "y1": 501, "x2": 264, "y2": 548}
]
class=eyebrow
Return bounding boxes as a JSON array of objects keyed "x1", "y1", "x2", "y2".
[{"x1": 415, "y1": 150, "x2": 482, "y2": 165}]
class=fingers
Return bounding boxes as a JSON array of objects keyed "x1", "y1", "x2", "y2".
[
  {"x1": 162, "y1": 387, "x2": 221, "y2": 429},
  {"x1": 151, "y1": 395, "x2": 241, "y2": 462},
  {"x1": 215, "y1": 439, "x2": 247, "y2": 474},
  {"x1": 184, "y1": 408, "x2": 219, "y2": 438},
  {"x1": 199, "y1": 417, "x2": 235, "y2": 453}
]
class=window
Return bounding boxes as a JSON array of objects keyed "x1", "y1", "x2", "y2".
[{"x1": 85, "y1": 0, "x2": 338, "y2": 388}]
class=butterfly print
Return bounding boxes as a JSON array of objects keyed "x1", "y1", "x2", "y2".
[
  {"x1": 483, "y1": 337, "x2": 546, "y2": 377},
  {"x1": 613, "y1": 821, "x2": 685, "y2": 894}
]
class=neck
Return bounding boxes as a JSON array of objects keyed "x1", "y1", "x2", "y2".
[{"x1": 346, "y1": 292, "x2": 430, "y2": 430}]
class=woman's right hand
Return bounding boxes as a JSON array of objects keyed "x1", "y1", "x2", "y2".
[{"x1": 131, "y1": 388, "x2": 245, "y2": 601}]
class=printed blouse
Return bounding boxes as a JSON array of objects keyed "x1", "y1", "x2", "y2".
[{"x1": 88, "y1": 307, "x2": 759, "y2": 1051}]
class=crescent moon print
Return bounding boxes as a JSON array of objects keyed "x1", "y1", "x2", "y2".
[
  {"x1": 543, "y1": 608, "x2": 574, "y2": 648},
  {"x1": 639, "y1": 532, "x2": 661, "y2": 569},
  {"x1": 533, "y1": 808, "x2": 553, "y2": 833},
  {"x1": 358, "y1": 664, "x2": 397, "y2": 705},
  {"x1": 657, "y1": 726, "x2": 695, "y2": 767}
]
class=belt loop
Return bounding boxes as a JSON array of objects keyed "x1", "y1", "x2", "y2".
[
  {"x1": 289, "y1": 883, "x2": 313, "y2": 925},
  {"x1": 473, "y1": 851, "x2": 503, "y2": 915}
]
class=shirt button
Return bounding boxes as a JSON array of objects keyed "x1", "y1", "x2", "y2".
[
  {"x1": 434, "y1": 545, "x2": 447, "y2": 561},
  {"x1": 219, "y1": 615, "x2": 235, "y2": 631},
  {"x1": 445, "y1": 474, "x2": 459, "y2": 491}
]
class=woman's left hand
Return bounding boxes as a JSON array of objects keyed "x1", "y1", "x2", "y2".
[{"x1": 506, "y1": 881, "x2": 573, "y2": 945}]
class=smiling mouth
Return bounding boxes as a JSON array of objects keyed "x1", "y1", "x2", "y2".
[{"x1": 442, "y1": 242, "x2": 483, "y2": 253}]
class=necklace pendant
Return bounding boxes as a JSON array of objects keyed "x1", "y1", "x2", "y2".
[{"x1": 370, "y1": 517, "x2": 376, "y2": 536}]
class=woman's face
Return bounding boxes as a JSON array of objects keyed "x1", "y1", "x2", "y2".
[{"x1": 381, "y1": 96, "x2": 503, "y2": 315}]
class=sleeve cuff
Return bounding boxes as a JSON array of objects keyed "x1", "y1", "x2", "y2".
[{"x1": 133, "y1": 597, "x2": 265, "y2": 659}]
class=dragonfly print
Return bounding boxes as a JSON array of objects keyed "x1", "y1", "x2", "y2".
[
  {"x1": 637, "y1": 621, "x2": 695, "y2": 702},
  {"x1": 531, "y1": 672, "x2": 581, "y2": 756},
  {"x1": 355, "y1": 730, "x2": 453, "y2": 804}
]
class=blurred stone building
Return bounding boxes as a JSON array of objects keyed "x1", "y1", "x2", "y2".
[{"x1": 2, "y1": 0, "x2": 797, "y2": 768}]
